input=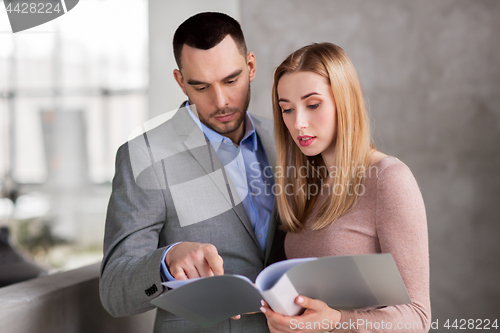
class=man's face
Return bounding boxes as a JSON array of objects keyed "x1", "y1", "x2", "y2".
[{"x1": 173, "y1": 35, "x2": 256, "y2": 142}]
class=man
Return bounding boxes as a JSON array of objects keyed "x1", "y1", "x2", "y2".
[{"x1": 99, "y1": 12, "x2": 284, "y2": 332}]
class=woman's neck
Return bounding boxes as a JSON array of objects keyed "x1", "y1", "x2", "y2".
[{"x1": 321, "y1": 148, "x2": 336, "y2": 173}]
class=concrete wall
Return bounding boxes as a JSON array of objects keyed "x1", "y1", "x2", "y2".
[
  {"x1": 241, "y1": 0, "x2": 500, "y2": 327},
  {"x1": 147, "y1": 0, "x2": 500, "y2": 328},
  {"x1": 0, "y1": 263, "x2": 155, "y2": 333}
]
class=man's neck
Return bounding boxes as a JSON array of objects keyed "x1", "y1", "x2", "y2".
[{"x1": 224, "y1": 120, "x2": 245, "y2": 145}]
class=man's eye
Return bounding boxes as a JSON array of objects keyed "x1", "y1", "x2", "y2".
[
  {"x1": 226, "y1": 79, "x2": 237, "y2": 84},
  {"x1": 308, "y1": 103, "x2": 320, "y2": 110},
  {"x1": 195, "y1": 86, "x2": 208, "y2": 91}
]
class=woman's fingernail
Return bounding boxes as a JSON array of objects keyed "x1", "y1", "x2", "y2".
[
  {"x1": 297, "y1": 296, "x2": 304, "y2": 304},
  {"x1": 260, "y1": 306, "x2": 267, "y2": 313},
  {"x1": 261, "y1": 300, "x2": 265, "y2": 306}
]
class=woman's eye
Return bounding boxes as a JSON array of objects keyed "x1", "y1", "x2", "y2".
[
  {"x1": 282, "y1": 108, "x2": 293, "y2": 114},
  {"x1": 308, "y1": 103, "x2": 320, "y2": 110}
]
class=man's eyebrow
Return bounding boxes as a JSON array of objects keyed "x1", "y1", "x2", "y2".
[
  {"x1": 278, "y1": 92, "x2": 320, "y2": 103},
  {"x1": 187, "y1": 70, "x2": 243, "y2": 86},
  {"x1": 223, "y1": 69, "x2": 242, "y2": 81},
  {"x1": 187, "y1": 78, "x2": 207, "y2": 85}
]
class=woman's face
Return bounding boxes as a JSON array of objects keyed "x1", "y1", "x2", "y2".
[{"x1": 277, "y1": 71, "x2": 337, "y2": 159}]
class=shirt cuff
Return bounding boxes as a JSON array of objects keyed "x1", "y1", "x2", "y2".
[{"x1": 160, "y1": 242, "x2": 182, "y2": 281}]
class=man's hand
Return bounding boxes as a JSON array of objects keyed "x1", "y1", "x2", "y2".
[{"x1": 165, "y1": 242, "x2": 224, "y2": 280}]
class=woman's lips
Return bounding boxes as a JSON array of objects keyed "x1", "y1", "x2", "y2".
[
  {"x1": 297, "y1": 135, "x2": 316, "y2": 147},
  {"x1": 214, "y1": 113, "x2": 235, "y2": 122}
]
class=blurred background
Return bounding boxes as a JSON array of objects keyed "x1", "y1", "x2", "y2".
[
  {"x1": 1, "y1": 0, "x2": 499, "y2": 330},
  {"x1": 0, "y1": 0, "x2": 148, "y2": 277}
]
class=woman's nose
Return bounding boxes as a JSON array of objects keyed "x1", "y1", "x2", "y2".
[{"x1": 294, "y1": 109, "x2": 308, "y2": 130}]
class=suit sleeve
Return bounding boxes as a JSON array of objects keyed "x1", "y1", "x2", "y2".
[
  {"x1": 335, "y1": 162, "x2": 431, "y2": 332},
  {"x1": 99, "y1": 143, "x2": 167, "y2": 317}
]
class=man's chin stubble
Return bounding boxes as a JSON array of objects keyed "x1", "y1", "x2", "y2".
[{"x1": 208, "y1": 114, "x2": 245, "y2": 135}]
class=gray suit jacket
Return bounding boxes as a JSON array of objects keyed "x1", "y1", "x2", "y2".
[{"x1": 99, "y1": 105, "x2": 285, "y2": 332}]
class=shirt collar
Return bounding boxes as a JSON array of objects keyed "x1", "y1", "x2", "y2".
[{"x1": 185, "y1": 103, "x2": 258, "y2": 152}]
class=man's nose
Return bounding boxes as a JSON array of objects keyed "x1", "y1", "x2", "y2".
[{"x1": 213, "y1": 85, "x2": 229, "y2": 109}]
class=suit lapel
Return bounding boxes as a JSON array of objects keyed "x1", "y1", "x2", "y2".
[
  {"x1": 173, "y1": 105, "x2": 260, "y2": 248},
  {"x1": 253, "y1": 116, "x2": 280, "y2": 263},
  {"x1": 254, "y1": 117, "x2": 277, "y2": 179}
]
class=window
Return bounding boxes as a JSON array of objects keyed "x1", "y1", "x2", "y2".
[{"x1": 0, "y1": 0, "x2": 148, "y2": 273}]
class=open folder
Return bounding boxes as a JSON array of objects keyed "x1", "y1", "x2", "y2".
[{"x1": 150, "y1": 253, "x2": 411, "y2": 328}]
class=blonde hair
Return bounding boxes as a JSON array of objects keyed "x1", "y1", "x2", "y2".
[{"x1": 272, "y1": 43, "x2": 372, "y2": 232}]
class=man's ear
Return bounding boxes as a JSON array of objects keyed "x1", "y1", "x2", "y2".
[
  {"x1": 173, "y1": 69, "x2": 187, "y2": 95},
  {"x1": 246, "y1": 52, "x2": 256, "y2": 83}
]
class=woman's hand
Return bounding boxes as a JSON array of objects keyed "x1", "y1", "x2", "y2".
[{"x1": 261, "y1": 296, "x2": 341, "y2": 333}]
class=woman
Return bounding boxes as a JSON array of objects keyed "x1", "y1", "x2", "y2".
[{"x1": 261, "y1": 43, "x2": 430, "y2": 332}]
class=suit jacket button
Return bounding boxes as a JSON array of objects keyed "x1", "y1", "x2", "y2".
[{"x1": 145, "y1": 284, "x2": 157, "y2": 296}]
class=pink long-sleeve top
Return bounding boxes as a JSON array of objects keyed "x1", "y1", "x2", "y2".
[{"x1": 285, "y1": 156, "x2": 431, "y2": 332}]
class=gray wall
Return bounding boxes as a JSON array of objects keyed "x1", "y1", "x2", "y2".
[{"x1": 242, "y1": 0, "x2": 500, "y2": 327}]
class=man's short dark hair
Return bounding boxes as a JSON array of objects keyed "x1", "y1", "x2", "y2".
[{"x1": 173, "y1": 12, "x2": 247, "y2": 69}]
